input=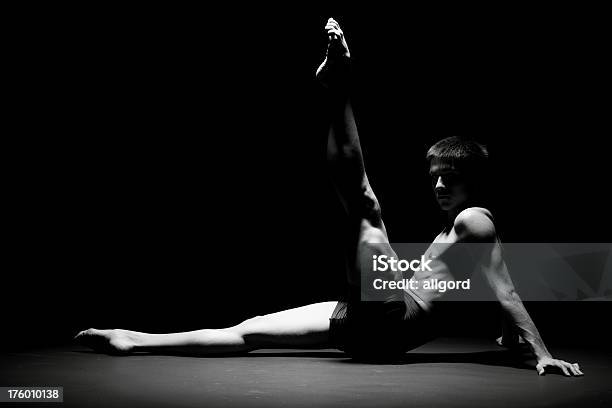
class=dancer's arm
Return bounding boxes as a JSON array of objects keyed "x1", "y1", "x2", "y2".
[{"x1": 455, "y1": 210, "x2": 583, "y2": 376}]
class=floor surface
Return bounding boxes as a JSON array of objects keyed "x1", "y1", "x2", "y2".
[{"x1": 1, "y1": 337, "x2": 610, "y2": 408}]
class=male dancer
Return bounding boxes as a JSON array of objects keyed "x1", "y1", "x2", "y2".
[{"x1": 76, "y1": 19, "x2": 582, "y2": 376}]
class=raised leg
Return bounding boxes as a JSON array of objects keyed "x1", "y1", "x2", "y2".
[
  {"x1": 318, "y1": 19, "x2": 398, "y2": 291},
  {"x1": 75, "y1": 301, "x2": 339, "y2": 355}
]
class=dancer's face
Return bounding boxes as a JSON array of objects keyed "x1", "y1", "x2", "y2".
[{"x1": 429, "y1": 159, "x2": 469, "y2": 211}]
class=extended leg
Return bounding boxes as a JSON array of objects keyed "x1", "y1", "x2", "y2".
[
  {"x1": 319, "y1": 20, "x2": 379, "y2": 225},
  {"x1": 76, "y1": 301, "x2": 339, "y2": 355},
  {"x1": 318, "y1": 19, "x2": 396, "y2": 290}
]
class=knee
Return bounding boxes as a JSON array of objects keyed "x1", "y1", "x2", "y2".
[
  {"x1": 234, "y1": 315, "x2": 265, "y2": 332},
  {"x1": 357, "y1": 185, "x2": 382, "y2": 225},
  {"x1": 360, "y1": 225, "x2": 387, "y2": 246},
  {"x1": 245, "y1": 315, "x2": 265, "y2": 324},
  {"x1": 230, "y1": 315, "x2": 270, "y2": 348}
]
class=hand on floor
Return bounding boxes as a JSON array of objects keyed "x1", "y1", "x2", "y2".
[{"x1": 536, "y1": 356, "x2": 584, "y2": 376}]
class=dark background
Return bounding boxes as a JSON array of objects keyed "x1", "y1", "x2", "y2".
[{"x1": 6, "y1": 5, "x2": 610, "y2": 349}]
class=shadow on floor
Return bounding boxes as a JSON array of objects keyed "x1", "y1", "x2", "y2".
[{"x1": 75, "y1": 347, "x2": 535, "y2": 370}]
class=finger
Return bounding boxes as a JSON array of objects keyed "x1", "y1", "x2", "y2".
[
  {"x1": 567, "y1": 363, "x2": 579, "y2": 376},
  {"x1": 558, "y1": 363, "x2": 570, "y2": 376},
  {"x1": 563, "y1": 361, "x2": 576, "y2": 374},
  {"x1": 570, "y1": 363, "x2": 584, "y2": 376},
  {"x1": 537, "y1": 365, "x2": 545, "y2": 375}
]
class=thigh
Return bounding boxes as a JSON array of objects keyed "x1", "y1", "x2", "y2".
[
  {"x1": 232, "y1": 301, "x2": 339, "y2": 348},
  {"x1": 356, "y1": 219, "x2": 404, "y2": 301},
  {"x1": 357, "y1": 221, "x2": 396, "y2": 260}
]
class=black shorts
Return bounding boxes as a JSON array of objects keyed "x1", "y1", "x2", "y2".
[{"x1": 329, "y1": 291, "x2": 436, "y2": 361}]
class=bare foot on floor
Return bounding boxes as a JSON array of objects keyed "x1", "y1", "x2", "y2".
[{"x1": 74, "y1": 328, "x2": 137, "y2": 355}]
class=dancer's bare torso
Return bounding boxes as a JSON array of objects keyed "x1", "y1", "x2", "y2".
[{"x1": 404, "y1": 206, "x2": 506, "y2": 311}]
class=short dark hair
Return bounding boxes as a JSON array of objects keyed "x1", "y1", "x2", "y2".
[{"x1": 426, "y1": 136, "x2": 489, "y2": 175}]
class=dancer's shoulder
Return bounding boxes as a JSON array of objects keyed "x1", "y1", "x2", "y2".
[{"x1": 453, "y1": 207, "x2": 496, "y2": 242}]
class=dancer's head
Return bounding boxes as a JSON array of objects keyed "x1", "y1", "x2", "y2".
[{"x1": 426, "y1": 136, "x2": 489, "y2": 212}]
